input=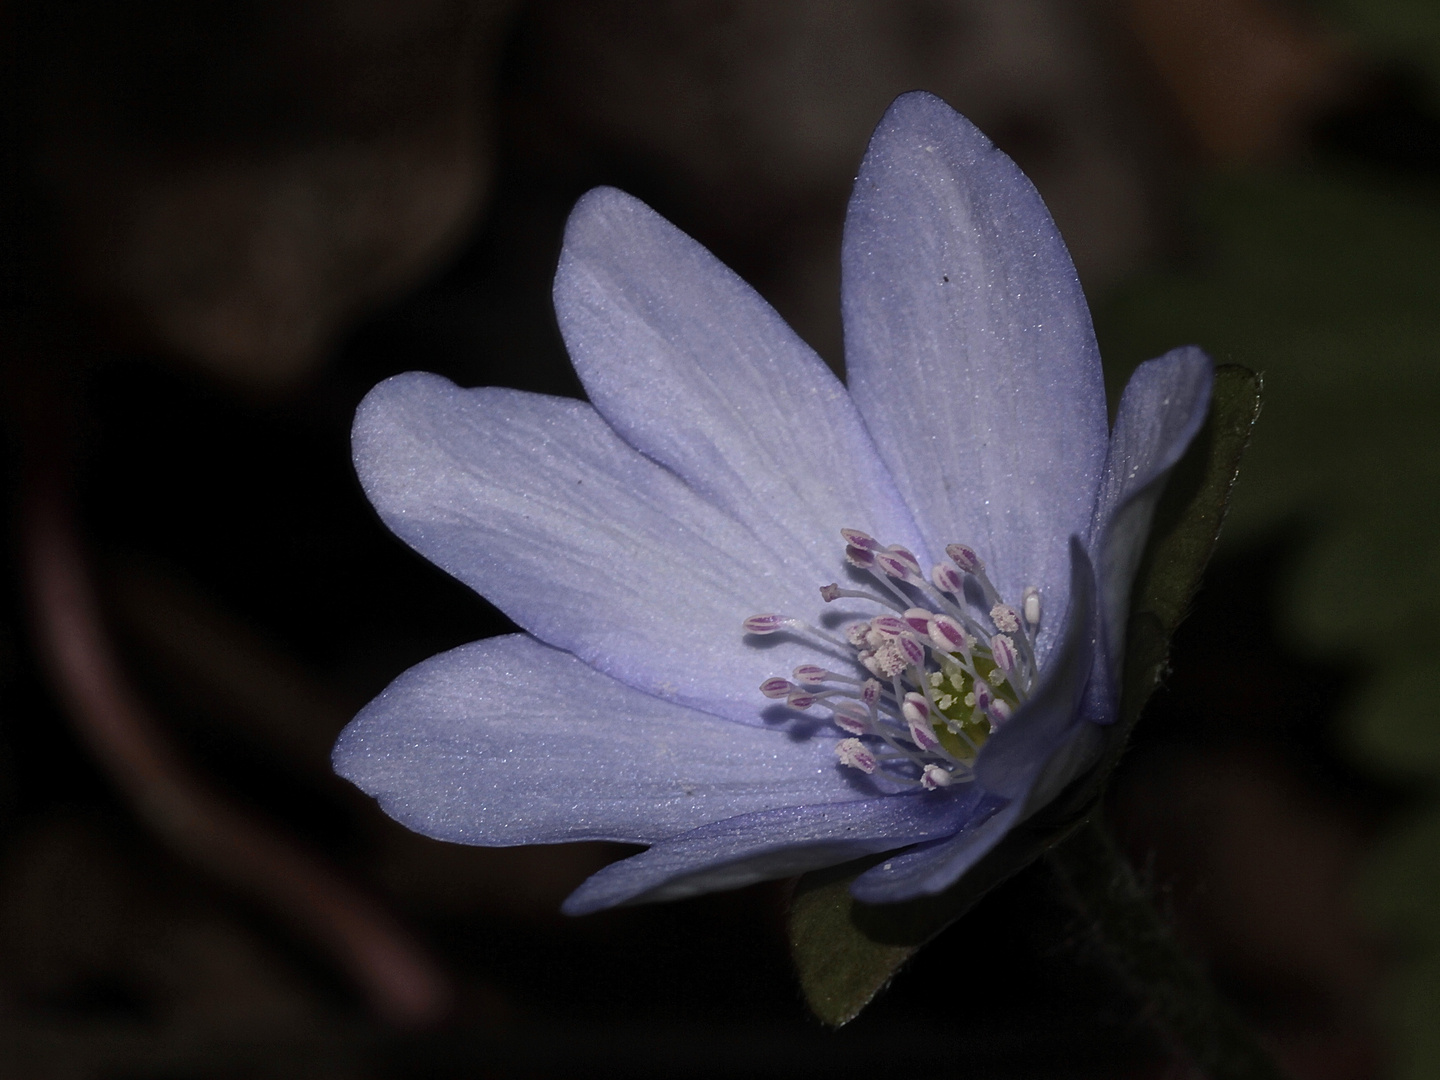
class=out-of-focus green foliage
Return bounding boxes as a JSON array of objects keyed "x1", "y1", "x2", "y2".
[{"x1": 1096, "y1": 167, "x2": 1440, "y2": 1080}]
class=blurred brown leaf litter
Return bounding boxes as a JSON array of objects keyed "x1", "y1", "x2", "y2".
[{"x1": 0, "y1": 0, "x2": 1425, "y2": 1076}]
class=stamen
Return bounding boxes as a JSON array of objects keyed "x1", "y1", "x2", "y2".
[
  {"x1": 990, "y1": 604, "x2": 1020, "y2": 634},
  {"x1": 836, "y1": 739, "x2": 878, "y2": 774},
  {"x1": 1023, "y1": 587, "x2": 1041, "y2": 629},
  {"x1": 760, "y1": 677, "x2": 793, "y2": 699},
  {"x1": 932, "y1": 563, "x2": 965, "y2": 594},
  {"x1": 922, "y1": 764, "x2": 953, "y2": 790},
  {"x1": 792, "y1": 665, "x2": 834, "y2": 684},
  {"x1": 744, "y1": 614, "x2": 792, "y2": 635},
  {"x1": 946, "y1": 543, "x2": 982, "y2": 574},
  {"x1": 990, "y1": 634, "x2": 1018, "y2": 675},
  {"x1": 840, "y1": 528, "x2": 882, "y2": 552}
]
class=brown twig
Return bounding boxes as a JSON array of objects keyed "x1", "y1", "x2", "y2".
[{"x1": 17, "y1": 384, "x2": 451, "y2": 1030}]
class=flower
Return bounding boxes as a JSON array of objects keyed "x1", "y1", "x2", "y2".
[{"x1": 333, "y1": 92, "x2": 1212, "y2": 914}]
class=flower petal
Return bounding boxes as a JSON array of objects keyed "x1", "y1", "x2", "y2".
[
  {"x1": 334, "y1": 635, "x2": 872, "y2": 846},
  {"x1": 842, "y1": 92, "x2": 1107, "y2": 653},
  {"x1": 1090, "y1": 347, "x2": 1213, "y2": 673},
  {"x1": 561, "y1": 791, "x2": 985, "y2": 914},
  {"x1": 974, "y1": 536, "x2": 1097, "y2": 799},
  {"x1": 353, "y1": 373, "x2": 846, "y2": 723},
  {"x1": 555, "y1": 187, "x2": 926, "y2": 574},
  {"x1": 848, "y1": 796, "x2": 1017, "y2": 903}
]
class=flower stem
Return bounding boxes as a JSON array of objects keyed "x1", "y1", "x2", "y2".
[{"x1": 1046, "y1": 817, "x2": 1285, "y2": 1080}]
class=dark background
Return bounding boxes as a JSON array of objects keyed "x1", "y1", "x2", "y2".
[{"x1": 2, "y1": 1, "x2": 1435, "y2": 1076}]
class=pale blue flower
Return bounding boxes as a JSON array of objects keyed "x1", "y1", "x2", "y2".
[{"x1": 333, "y1": 92, "x2": 1211, "y2": 914}]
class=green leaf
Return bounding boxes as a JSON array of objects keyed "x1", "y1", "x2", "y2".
[{"x1": 787, "y1": 364, "x2": 1262, "y2": 1027}]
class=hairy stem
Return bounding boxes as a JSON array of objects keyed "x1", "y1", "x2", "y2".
[{"x1": 1047, "y1": 818, "x2": 1285, "y2": 1080}]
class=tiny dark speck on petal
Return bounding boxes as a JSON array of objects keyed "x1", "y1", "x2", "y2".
[{"x1": 942, "y1": 275, "x2": 950, "y2": 283}]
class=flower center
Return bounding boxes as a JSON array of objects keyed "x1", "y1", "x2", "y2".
[{"x1": 744, "y1": 529, "x2": 1042, "y2": 790}]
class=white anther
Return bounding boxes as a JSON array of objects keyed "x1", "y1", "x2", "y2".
[
  {"x1": 872, "y1": 643, "x2": 909, "y2": 678},
  {"x1": 861, "y1": 679, "x2": 881, "y2": 706},
  {"x1": 990, "y1": 604, "x2": 1020, "y2": 634},
  {"x1": 921, "y1": 764, "x2": 954, "y2": 790},
  {"x1": 989, "y1": 699, "x2": 1013, "y2": 727},
  {"x1": 845, "y1": 623, "x2": 870, "y2": 647},
  {"x1": 946, "y1": 543, "x2": 982, "y2": 573},
  {"x1": 836, "y1": 738, "x2": 878, "y2": 774},
  {"x1": 1023, "y1": 587, "x2": 1041, "y2": 628},
  {"x1": 897, "y1": 637, "x2": 925, "y2": 667},
  {"x1": 990, "y1": 634, "x2": 1018, "y2": 673},
  {"x1": 793, "y1": 665, "x2": 831, "y2": 684},
  {"x1": 760, "y1": 677, "x2": 793, "y2": 699},
  {"x1": 973, "y1": 679, "x2": 994, "y2": 712}
]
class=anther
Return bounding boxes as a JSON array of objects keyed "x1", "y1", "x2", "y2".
[
  {"x1": 990, "y1": 699, "x2": 1013, "y2": 726},
  {"x1": 990, "y1": 634, "x2": 1018, "y2": 674},
  {"x1": 927, "y1": 614, "x2": 967, "y2": 651},
  {"x1": 760, "y1": 677, "x2": 793, "y2": 699},
  {"x1": 901, "y1": 693, "x2": 931, "y2": 726},
  {"x1": 836, "y1": 739, "x2": 878, "y2": 774},
  {"x1": 792, "y1": 665, "x2": 831, "y2": 684},
  {"x1": 884, "y1": 546, "x2": 921, "y2": 576},
  {"x1": 870, "y1": 615, "x2": 905, "y2": 638},
  {"x1": 903, "y1": 608, "x2": 935, "y2": 635},
  {"x1": 844, "y1": 545, "x2": 876, "y2": 569},
  {"x1": 908, "y1": 719, "x2": 941, "y2": 752},
  {"x1": 932, "y1": 563, "x2": 964, "y2": 594},
  {"x1": 831, "y1": 702, "x2": 871, "y2": 735},
  {"x1": 860, "y1": 679, "x2": 881, "y2": 706},
  {"x1": 990, "y1": 604, "x2": 1020, "y2": 634},
  {"x1": 946, "y1": 543, "x2": 982, "y2": 574},
  {"x1": 820, "y1": 583, "x2": 842, "y2": 602},
  {"x1": 874, "y1": 551, "x2": 915, "y2": 579},
  {"x1": 840, "y1": 528, "x2": 882, "y2": 552},
  {"x1": 743, "y1": 614, "x2": 791, "y2": 635},
  {"x1": 896, "y1": 636, "x2": 926, "y2": 668},
  {"x1": 921, "y1": 764, "x2": 953, "y2": 790},
  {"x1": 1023, "y1": 587, "x2": 1041, "y2": 628},
  {"x1": 787, "y1": 690, "x2": 821, "y2": 710},
  {"x1": 871, "y1": 643, "x2": 909, "y2": 678},
  {"x1": 845, "y1": 623, "x2": 870, "y2": 647}
]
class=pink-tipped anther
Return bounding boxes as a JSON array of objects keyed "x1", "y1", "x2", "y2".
[
  {"x1": 990, "y1": 699, "x2": 1013, "y2": 726},
  {"x1": 819, "y1": 583, "x2": 842, "y2": 602},
  {"x1": 743, "y1": 614, "x2": 790, "y2": 635},
  {"x1": 874, "y1": 551, "x2": 913, "y2": 579},
  {"x1": 792, "y1": 664, "x2": 830, "y2": 684},
  {"x1": 861, "y1": 679, "x2": 881, "y2": 706},
  {"x1": 760, "y1": 677, "x2": 794, "y2": 699},
  {"x1": 885, "y1": 545, "x2": 921, "y2": 574},
  {"x1": 844, "y1": 545, "x2": 876, "y2": 569},
  {"x1": 908, "y1": 719, "x2": 941, "y2": 752},
  {"x1": 932, "y1": 563, "x2": 964, "y2": 594},
  {"x1": 831, "y1": 701, "x2": 871, "y2": 735},
  {"x1": 946, "y1": 543, "x2": 982, "y2": 574},
  {"x1": 897, "y1": 636, "x2": 925, "y2": 668},
  {"x1": 928, "y1": 614, "x2": 967, "y2": 651},
  {"x1": 841, "y1": 528, "x2": 882, "y2": 551},
  {"x1": 844, "y1": 623, "x2": 870, "y2": 647},
  {"x1": 870, "y1": 615, "x2": 905, "y2": 638},
  {"x1": 836, "y1": 738, "x2": 878, "y2": 774},
  {"x1": 786, "y1": 691, "x2": 820, "y2": 710},
  {"x1": 903, "y1": 608, "x2": 934, "y2": 635},
  {"x1": 974, "y1": 679, "x2": 995, "y2": 712},
  {"x1": 990, "y1": 633, "x2": 1018, "y2": 674}
]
